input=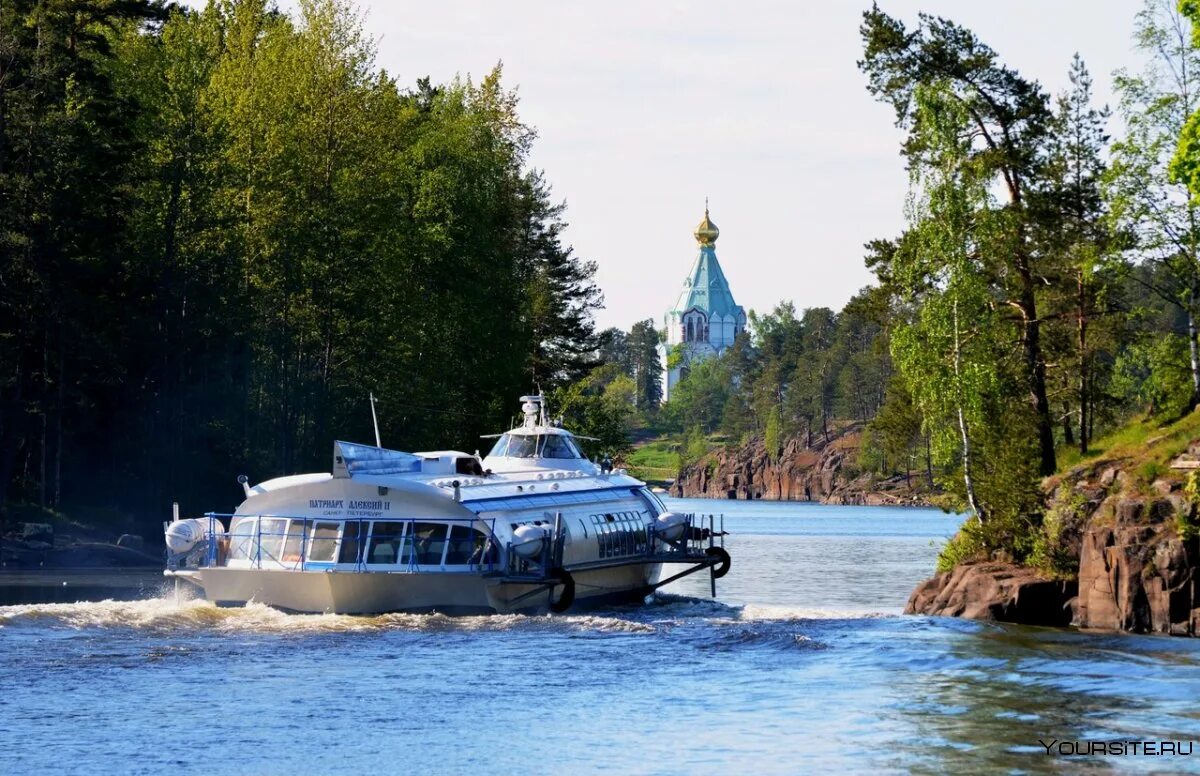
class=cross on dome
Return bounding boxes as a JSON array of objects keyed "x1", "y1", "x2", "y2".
[{"x1": 694, "y1": 199, "x2": 719, "y2": 246}]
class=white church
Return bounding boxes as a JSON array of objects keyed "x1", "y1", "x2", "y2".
[{"x1": 659, "y1": 206, "x2": 747, "y2": 401}]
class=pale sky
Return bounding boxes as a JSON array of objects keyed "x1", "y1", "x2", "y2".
[{"x1": 190, "y1": 1, "x2": 1145, "y2": 329}]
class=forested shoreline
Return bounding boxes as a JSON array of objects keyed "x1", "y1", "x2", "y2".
[
  {"x1": 8, "y1": 0, "x2": 1200, "y2": 560},
  {"x1": 853, "y1": 0, "x2": 1200, "y2": 568},
  {"x1": 615, "y1": 0, "x2": 1200, "y2": 570},
  {"x1": 0, "y1": 0, "x2": 602, "y2": 532}
]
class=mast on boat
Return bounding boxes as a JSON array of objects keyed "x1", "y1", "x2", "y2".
[{"x1": 370, "y1": 392, "x2": 382, "y2": 448}]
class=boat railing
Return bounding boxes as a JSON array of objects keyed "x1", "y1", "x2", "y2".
[
  {"x1": 501, "y1": 511, "x2": 724, "y2": 580},
  {"x1": 167, "y1": 513, "x2": 500, "y2": 574},
  {"x1": 168, "y1": 510, "x2": 725, "y2": 580},
  {"x1": 651, "y1": 513, "x2": 725, "y2": 559},
  {"x1": 649, "y1": 512, "x2": 728, "y2": 596}
]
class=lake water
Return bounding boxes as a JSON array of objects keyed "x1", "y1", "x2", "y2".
[{"x1": 4, "y1": 498, "x2": 1200, "y2": 774}]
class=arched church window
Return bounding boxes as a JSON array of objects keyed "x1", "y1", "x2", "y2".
[{"x1": 686, "y1": 319, "x2": 694, "y2": 342}]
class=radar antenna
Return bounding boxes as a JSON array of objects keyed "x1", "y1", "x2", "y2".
[{"x1": 519, "y1": 394, "x2": 546, "y2": 430}]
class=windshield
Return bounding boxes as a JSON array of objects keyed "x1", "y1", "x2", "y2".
[
  {"x1": 487, "y1": 433, "x2": 581, "y2": 459},
  {"x1": 541, "y1": 434, "x2": 580, "y2": 459}
]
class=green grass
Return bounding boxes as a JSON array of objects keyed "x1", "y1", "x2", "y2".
[
  {"x1": 624, "y1": 439, "x2": 681, "y2": 479},
  {"x1": 1053, "y1": 409, "x2": 1200, "y2": 482}
]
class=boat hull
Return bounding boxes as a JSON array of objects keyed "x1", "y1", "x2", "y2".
[{"x1": 171, "y1": 562, "x2": 664, "y2": 615}]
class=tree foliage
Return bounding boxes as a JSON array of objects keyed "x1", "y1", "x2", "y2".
[
  {"x1": 860, "y1": 4, "x2": 1059, "y2": 476},
  {"x1": 660, "y1": 289, "x2": 893, "y2": 454},
  {"x1": 0, "y1": 0, "x2": 601, "y2": 532},
  {"x1": 1116, "y1": 0, "x2": 1200, "y2": 411},
  {"x1": 547, "y1": 363, "x2": 635, "y2": 459},
  {"x1": 889, "y1": 83, "x2": 1041, "y2": 523}
]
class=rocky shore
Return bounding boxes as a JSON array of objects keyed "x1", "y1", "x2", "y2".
[
  {"x1": 1, "y1": 521, "x2": 160, "y2": 570},
  {"x1": 906, "y1": 445, "x2": 1200, "y2": 636},
  {"x1": 906, "y1": 562, "x2": 1078, "y2": 626},
  {"x1": 670, "y1": 424, "x2": 933, "y2": 506}
]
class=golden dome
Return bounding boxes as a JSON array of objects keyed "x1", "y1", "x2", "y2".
[{"x1": 694, "y1": 204, "x2": 719, "y2": 246}]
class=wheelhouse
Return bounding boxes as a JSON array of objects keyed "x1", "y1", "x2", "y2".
[{"x1": 486, "y1": 432, "x2": 584, "y2": 460}]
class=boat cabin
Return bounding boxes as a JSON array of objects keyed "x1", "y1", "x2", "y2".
[{"x1": 223, "y1": 515, "x2": 498, "y2": 572}]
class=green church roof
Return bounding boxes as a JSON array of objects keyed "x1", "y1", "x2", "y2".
[{"x1": 670, "y1": 208, "x2": 744, "y2": 319}]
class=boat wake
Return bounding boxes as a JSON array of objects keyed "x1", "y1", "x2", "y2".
[
  {"x1": 0, "y1": 588, "x2": 892, "y2": 644},
  {"x1": 0, "y1": 598, "x2": 644, "y2": 635},
  {"x1": 644, "y1": 592, "x2": 893, "y2": 622}
]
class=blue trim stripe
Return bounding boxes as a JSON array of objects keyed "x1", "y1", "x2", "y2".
[{"x1": 461, "y1": 486, "x2": 637, "y2": 514}]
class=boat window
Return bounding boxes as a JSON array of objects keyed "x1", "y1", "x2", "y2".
[
  {"x1": 258, "y1": 517, "x2": 287, "y2": 561},
  {"x1": 412, "y1": 522, "x2": 448, "y2": 566},
  {"x1": 444, "y1": 525, "x2": 476, "y2": 565},
  {"x1": 471, "y1": 529, "x2": 496, "y2": 566},
  {"x1": 339, "y1": 521, "x2": 362, "y2": 564},
  {"x1": 367, "y1": 522, "x2": 404, "y2": 564},
  {"x1": 487, "y1": 435, "x2": 510, "y2": 457},
  {"x1": 540, "y1": 434, "x2": 579, "y2": 459},
  {"x1": 456, "y1": 456, "x2": 484, "y2": 475},
  {"x1": 641, "y1": 487, "x2": 667, "y2": 514},
  {"x1": 504, "y1": 435, "x2": 538, "y2": 458},
  {"x1": 308, "y1": 521, "x2": 339, "y2": 562},
  {"x1": 230, "y1": 517, "x2": 256, "y2": 560},
  {"x1": 283, "y1": 520, "x2": 307, "y2": 563},
  {"x1": 489, "y1": 432, "x2": 580, "y2": 459}
]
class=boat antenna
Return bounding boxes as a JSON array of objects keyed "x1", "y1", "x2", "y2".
[{"x1": 370, "y1": 392, "x2": 382, "y2": 448}]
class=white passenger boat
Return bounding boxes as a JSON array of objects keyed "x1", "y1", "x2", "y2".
[{"x1": 163, "y1": 396, "x2": 730, "y2": 615}]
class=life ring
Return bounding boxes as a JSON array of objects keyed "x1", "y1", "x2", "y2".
[
  {"x1": 705, "y1": 546, "x2": 731, "y2": 579},
  {"x1": 548, "y1": 568, "x2": 575, "y2": 613}
]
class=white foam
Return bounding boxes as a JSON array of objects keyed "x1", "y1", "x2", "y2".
[
  {"x1": 0, "y1": 593, "x2": 891, "y2": 635},
  {"x1": 738, "y1": 603, "x2": 895, "y2": 622},
  {"x1": 645, "y1": 593, "x2": 894, "y2": 623},
  {"x1": 0, "y1": 597, "x2": 661, "y2": 635}
]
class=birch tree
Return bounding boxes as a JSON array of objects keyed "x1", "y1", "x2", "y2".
[
  {"x1": 889, "y1": 84, "x2": 1000, "y2": 521},
  {"x1": 1110, "y1": 0, "x2": 1200, "y2": 411},
  {"x1": 860, "y1": 8, "x2": 1059, "y2": 476}
]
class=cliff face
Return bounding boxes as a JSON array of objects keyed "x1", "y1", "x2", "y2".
[
  {"x1": 669, "y1": 425, "x2": 931, "y2": 506},
  {"x1": 1075, "y1": 501, "x2": 1200, "y2": 635},
  {"x1": 906, "y1": 449, "x2": 1200, "y2": 636}
]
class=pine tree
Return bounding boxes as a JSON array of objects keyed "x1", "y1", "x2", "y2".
[
  {"x1": 518, "y1": 171, "x2": 603, "y2": 389},
  {"x1": 1038, "y1": 54, "x2": 1116, "y2": 452},
  {"x1": 628, "y1": 319, "x2": 662, "y2": 413}
]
